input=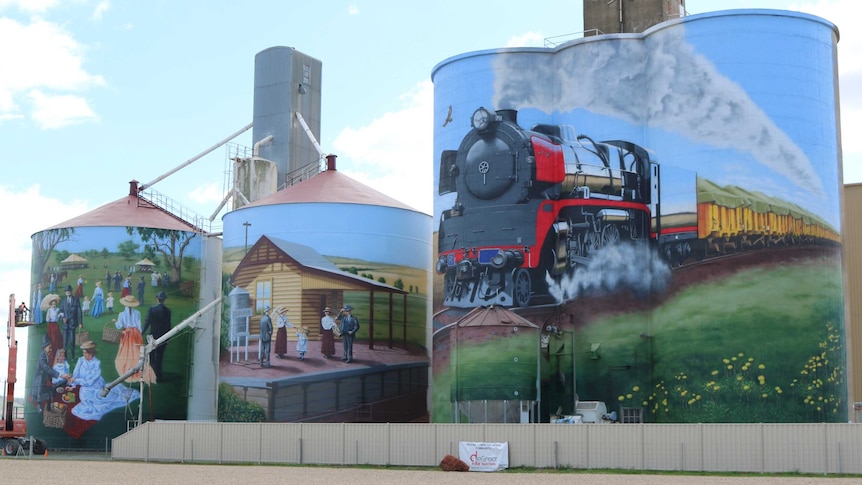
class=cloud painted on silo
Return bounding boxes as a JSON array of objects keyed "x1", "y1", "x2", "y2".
[{"x1": 491, "y1": 29, "x2": 824, "y2": 196}]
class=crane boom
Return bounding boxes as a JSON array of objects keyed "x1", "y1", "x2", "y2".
[{"x1": 2, "y1": 294, "x2": 47, "y2": 455}]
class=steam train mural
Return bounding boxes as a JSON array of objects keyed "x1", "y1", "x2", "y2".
[{"x1": 436, "y1": 107, "x2": 839, "y2": 308}]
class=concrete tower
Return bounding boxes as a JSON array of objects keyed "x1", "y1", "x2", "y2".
[
  {"x1": 584, "y1": 0, "x2": 686, "y2": 35},
  {"x1": 251, "y1": 46, "x2": 323, "y2": 194}
]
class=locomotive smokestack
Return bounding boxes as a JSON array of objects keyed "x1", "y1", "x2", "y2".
[
  {"x1": 129, "y1": 180, "x2": 139, "y2": 196},
  {"x1": 497, "y1": 109, "x2": 517, "y2": 124},
  {"x1": 326, "y1": 154, "x2": 337, "y2": 171}
]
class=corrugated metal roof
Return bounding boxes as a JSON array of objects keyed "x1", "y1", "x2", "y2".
[
  {"x1": 243, "y1": 169, "x2": 418, "y2": 212},
  {"x1": 42, "y1": 189, "x2": 202, "y2": 233},
  {"x1": 455, "y1": 305, "x2": 540, "y2": 328}
]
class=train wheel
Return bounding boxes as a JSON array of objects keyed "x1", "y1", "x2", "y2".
[
  {"x1": 601, "y1": 224, "x2": 620, "y2": 247},
  {"x1": 512, "y1": 268, "x2": 531, "y2": 307}
]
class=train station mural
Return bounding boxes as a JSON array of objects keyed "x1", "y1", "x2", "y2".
[
  {"x1": 431, "y1": 10, "x2": 846, "y2": 423},
  {"x1": 217, "y1": 167, "x2": 431, "y2": 423}
]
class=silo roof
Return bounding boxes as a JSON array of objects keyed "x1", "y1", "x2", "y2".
[
  {"x1": 41, "y1": 184, "x2": 202, "y2": 233},
  {"x1": 243, "y1": 169, "x2": 418, "y2": 212},
  {"x1": 456, "y1": 305, "x2": 540, "y2": 328}
]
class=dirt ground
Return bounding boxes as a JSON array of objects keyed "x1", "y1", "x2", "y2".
[{"x1": 1, "y1": 454, "x2": 858, "y2": 484}]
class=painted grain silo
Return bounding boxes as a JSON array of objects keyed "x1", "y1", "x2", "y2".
[
  {"x1": 219, "y1": 155, "x2": 432, "y2": 423},
  {"x1": 445, "y1": 305, "x2": 541, "y2": 423},
  {"x1": 26, "y1": 181, "x2": 221, "y2": 448},
  {"x1": 431, "y1": 9, "x2": 846, "y2": 423}
]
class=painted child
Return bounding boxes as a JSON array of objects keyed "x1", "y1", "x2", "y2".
[
  {"x1": 82, "y1": 295, "x2": 91, "y2": 316},
  {"x1": 296, "y1": 326, "x2": 309, "y2": 361},
  {"x1": 106, "y1": 292, "x2": 115, "y2": 314},
  {"x1": 51, "y1": 349, "x2": 71, "y2": 386}
]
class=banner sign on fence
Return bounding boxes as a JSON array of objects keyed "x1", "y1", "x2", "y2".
[{"x1": 458, "y1": 441, "x2": 509, "y2": 472}]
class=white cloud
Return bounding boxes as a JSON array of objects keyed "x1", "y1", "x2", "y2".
[
  {"x1": 506, "y1": 32, "x2": 545, "y2": 48},
  {"x1": 188, "y1": 182, "x2": 226, "y2": 205},
  {"x1": 348, "y1": 4, "x2": 358, "y2": 15},
  {"x1": 0, "y1": 0, "x2": 58, "y2": 13},
  {"x1": 29, "y1": 89, "x2": 98, "y2": 129},
  {"x1": 332, "y1": 80, "x2": 433, "y2": 214},
  {"x1": 93, "y1": 0, "x2": 110, "y2": 21},
  {"x1": 0, "y1": 16, "x2": 104, "y2": 127}
]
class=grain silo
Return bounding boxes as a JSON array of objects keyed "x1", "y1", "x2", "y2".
[
  {"x1": 26, "y1": 181, "x2": 221, "y2": 448},
  {"x1": 220, "y1": 155, "x2": 432, "y2": 423},
  {"x1": 431, "y1": 9, "x2": 846, "y2": 423}
]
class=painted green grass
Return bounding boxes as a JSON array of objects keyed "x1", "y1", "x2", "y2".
[
  {"x1": 579, "y1": 257, "x2": 845, "y2": 423},
  {"x1": 432, "y1": 256, "x2": 846, "y2": 423}
]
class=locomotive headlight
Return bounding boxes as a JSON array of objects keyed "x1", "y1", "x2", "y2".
[
  {"x1": 490, "y1": 251, "x2": 508, "y2": 269},
  {"x1": 489, "y1": 250, "x2": 524, "y2": 269},
  {"x1": 471, "y1": 107, "x2": 491, "y2": 131},
  {"x1": 435, "y1": 256, "x2": 449, "y2": 274}
]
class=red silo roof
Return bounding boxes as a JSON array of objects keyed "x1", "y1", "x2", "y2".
[
  {"x1": 243, "y1": 169, "x2": 418, "y2": 212},
  {"x1": 42, "y1": 181, "x2": 202, "y2": 232}
]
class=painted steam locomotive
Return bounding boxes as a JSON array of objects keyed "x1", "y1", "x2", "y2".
[{"x1": 435, "y1": 107, "x2": 837, "y2": 309}]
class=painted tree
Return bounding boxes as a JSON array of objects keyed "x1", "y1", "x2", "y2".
[
  {"x1": 127, "y1": 227, "x2": 197, "y2": 287},
  {"x1": 31, "y1": 227, "x2": 76, "y2": 281}
]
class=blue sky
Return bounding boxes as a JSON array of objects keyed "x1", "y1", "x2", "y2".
[{"x1": 1, "y1": 0, "x2": 859, "y2": 388}]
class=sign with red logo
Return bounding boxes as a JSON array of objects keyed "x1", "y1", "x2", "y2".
[{"x1": 458, "y1": 441, "x2": 509, "y2": 472}]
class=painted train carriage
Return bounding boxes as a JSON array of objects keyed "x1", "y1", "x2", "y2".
[
  {"x1": 696, "y1": 180, "x2": 839, "y2": 258},
  {"x1": 436, "y1": 107, "x2": 658, "y2": 308}
]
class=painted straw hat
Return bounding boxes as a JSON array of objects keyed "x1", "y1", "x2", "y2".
[{"x1": 119, "y1": 295, "x2": 140, "y2": 307}]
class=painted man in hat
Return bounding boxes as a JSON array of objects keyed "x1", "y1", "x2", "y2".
[
  {"x1": 59, "y1": 284, "x2": 83, "y2": 360},
  {"x1": 142, "y1": 291, "x2": 172, "y2": 382},
  {"x1": 259, "y1": 305, "x2": 273, "y2": 368},
  {"x1": 30, "y1": 335, "x2": 70, "y2": 412},
  {"x1": 337, "y1": 305, "x2": 360, "y2": 363}
]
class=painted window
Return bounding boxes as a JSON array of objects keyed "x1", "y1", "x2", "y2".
[{"x1": 255, "y1": 280, "x2": 271, "y2": 314}]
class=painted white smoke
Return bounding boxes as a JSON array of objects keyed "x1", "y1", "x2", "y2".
[
  {"x1": 545, "y1": 243, "x2": 671, "y2": 304},
  {"x1": 492, "y1": 28, "x2": 824, "y2": 196}
]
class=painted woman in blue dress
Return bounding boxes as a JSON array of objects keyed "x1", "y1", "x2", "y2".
[
  {"x1": 70, "y1": 340, "x2": 139, "y2": 421},
  {"x1": 90, "y1": 281, "x2": 105, "y2": 318},
  {"x1": 32, "y1": 282, "x2": 43, "y2": 324}
]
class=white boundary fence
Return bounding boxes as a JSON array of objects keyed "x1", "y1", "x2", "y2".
[{"x1": 112, "y1": 421, "x2": 862, "y2": 474}]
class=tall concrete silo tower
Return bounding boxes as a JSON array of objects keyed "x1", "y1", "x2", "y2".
[
  {"x1": 584, "y1": 0, "x2": 686, "y2": 34},
  {"x1": 246, "y1": 46, "x2": 323, "y2": 200}
]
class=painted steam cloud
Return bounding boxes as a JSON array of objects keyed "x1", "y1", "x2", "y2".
[
  {"x1": 546, "y1": 243, "x2": 671, "y2": 304},
  {"x1": 491, "y1": 27, "x2": 824, "y2": 196}
]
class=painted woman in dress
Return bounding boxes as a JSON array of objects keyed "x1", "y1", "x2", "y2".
[
  {"x1": 42, "y1": 293, "x2": 63, "y2": 363},
  {"x1": 32, "y1": 282, "x2": 43, "y2": 324},
  {"x1": 320, "y1": 307, "x2": 336, "y2": 359},
  {"x1": 274, "y1": 306, "x2": 293, "y2": 359},
  {"x1": 90, "y1": 280, "x2": 105, "y2": 318},
  {"x1": 112, "y1": 295, "x2": 155, "y2": 383},
  {"x1": 70, "y1": 340, "x2": 140, "y2": 421},
  {"x1": 75, "y1": 274, "x2": 84, "y2": 298}
]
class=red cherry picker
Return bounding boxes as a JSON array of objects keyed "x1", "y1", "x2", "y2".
[{"x1": 2, "y1": 294, "x2": 47, "y2": 456}]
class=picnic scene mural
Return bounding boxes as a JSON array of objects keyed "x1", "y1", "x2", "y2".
[
  {"x1": 217, "y1": 167, "x2": 431, "y2": 423},
  {"x1": 431, "y1": 10, "x2": 846, "y2": 423},
  {"x1": 26, "y1": 222, "x2": 203, "y2": 446}
]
